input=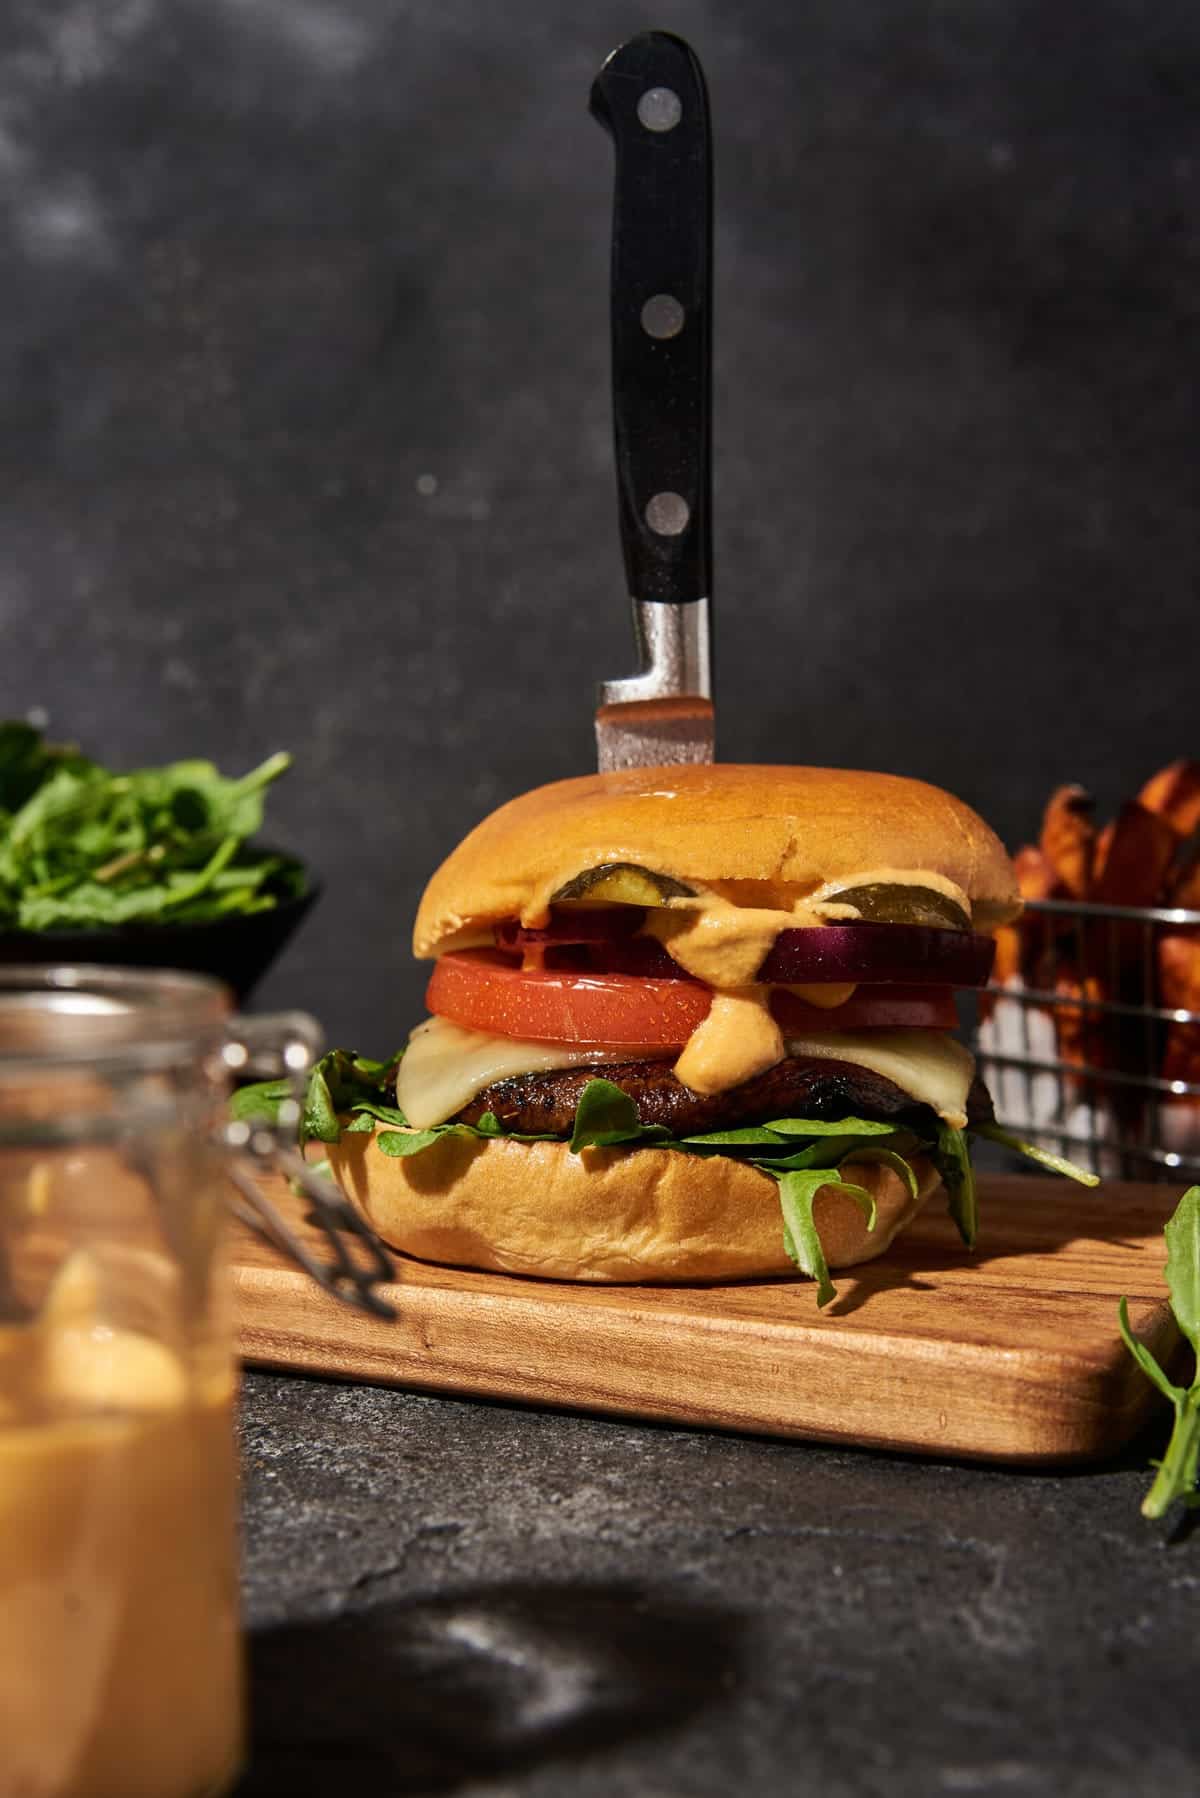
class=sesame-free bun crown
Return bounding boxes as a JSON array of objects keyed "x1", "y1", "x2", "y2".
[{"x1": 413, "y1": 763, "x2": 1020, "y2": 957}]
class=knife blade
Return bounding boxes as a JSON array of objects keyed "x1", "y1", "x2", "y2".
[{"x1": 589, "y1": 31, "x2": 715, "y2": 772}]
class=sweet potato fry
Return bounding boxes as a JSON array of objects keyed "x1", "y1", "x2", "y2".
[
  {"x1": 1038, "y1": 785, "x2": 1095, "y2": 898},
  {"x1": 1168, "y1": 850, "x2": 1200, "y2": 911},
  {"x1": 1138, "y1": 759, "x2": 1200, "y2": 839},
  {"x1": 1049, "y1": 966, "x2": 1109, "y2": 1082},
  {"x1": 985, "y1": 766, "x2": 1200, "y2": 1159},
  {"x1": 986, "y1": 926, "x2": 1020, "y2": 997},
  {"x1": 1157, "y1": 932, "x2": 1200, "y2": 1132},
  {"x1": 1162, "y1": 1024, "x2": 1200, "y2": 1091},
  {"x1": 1014, "y1": 844, "x2": 1058, "y2": 903},
  {"x1": 1092, "y1": 803, "x2": 1179, "y2": 908},
  {"x1": 1159, "y1": 931, "x2": 1200, "y2": 1016},
  {"x1": 980, "y1": 846, "x2": 1059, "y2": 1013}
]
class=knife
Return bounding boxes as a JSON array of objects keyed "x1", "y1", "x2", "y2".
[{"x1": 589, "y1": 30, "x2": 715, "y2": 772}]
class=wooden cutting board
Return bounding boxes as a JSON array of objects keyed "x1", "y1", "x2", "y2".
[{"x1": 231, "y1": 1173, "x2": 1184, "y2": 1465}]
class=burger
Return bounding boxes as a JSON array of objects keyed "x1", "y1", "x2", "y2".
[{"x1": 244, "y1": 764, "x2": 1093, "y2": 1303}]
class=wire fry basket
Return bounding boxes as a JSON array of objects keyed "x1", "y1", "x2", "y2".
[{"x1": 974, "y1": 897, "x2": 1200, "y2": 1181}]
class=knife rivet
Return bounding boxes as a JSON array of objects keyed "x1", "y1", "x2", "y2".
[
  {"x1": 640, "y1": 294, "x2": 685, "y2": 340},
  {"x1": 645, "y1": 491, "x2": 690, "y2": 536},
  {"x1": 636, "y1": 86, "x2": 682, "y2": 132}
]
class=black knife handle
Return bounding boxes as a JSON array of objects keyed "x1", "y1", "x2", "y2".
[{"x1": 590, "y1": 31, "x2": 712, "y2": 606}]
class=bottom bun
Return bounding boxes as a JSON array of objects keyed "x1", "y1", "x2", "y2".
[{"x1": 328, "y1": 1131, "x2": 942, "y2": 1284}]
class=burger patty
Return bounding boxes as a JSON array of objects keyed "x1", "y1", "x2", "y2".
[{"x1": 453, "y1": 1057, "x2": 995, "y2": 1139}]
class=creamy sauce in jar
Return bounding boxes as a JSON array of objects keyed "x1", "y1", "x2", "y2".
[{"x1": 0, "y1": 1257, "x2": 242, "y2": 1798}]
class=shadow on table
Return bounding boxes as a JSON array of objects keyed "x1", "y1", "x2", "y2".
[{"x1": 237, "y1": 1579, "x2": 748, "y2": 1795}]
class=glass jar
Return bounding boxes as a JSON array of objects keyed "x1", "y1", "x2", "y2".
[{"x1": 0, "y1": 966, "x2": 319, "y2": 1798}]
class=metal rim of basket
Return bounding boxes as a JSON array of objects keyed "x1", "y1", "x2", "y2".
[{"x1": 973, "y1": 896, "x2": 1200, "y2": 1181}]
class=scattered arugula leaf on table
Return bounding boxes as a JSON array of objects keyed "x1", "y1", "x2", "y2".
[{"x1": 1118, "y1": 1184, "x2": 1200, "y2": 1520}]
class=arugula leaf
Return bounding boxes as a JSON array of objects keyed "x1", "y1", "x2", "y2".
[
  {"x1": 375, "y1": 1119, "x2": 532, "y2": 1158},
  {"x1": 230, "y1": 1077, "x2": 294, "y2": 1125},
  {"x1": 762, "y1": 1116, "x2": 900, "y2": 1138},
  {"x1": 778, "y1": 1170, "x2": 837, "y2": 1305},
  {"x1": 680, "y1": 1124, "x2": 795, "y2": 1147},
  {"x1": 470, "y1": 1111, "x2": 559, "y2": 1142},
  {"x1": 841, "y1": 1145, "x2": 921, "y2": 1200},
  {"x1": 309, "y1": 1049, "x2": 404, "y2": 1115},
  {"x1": 0, "y1": 722, "x2": 79, "y2": 814},
  {"x1": 342, "y1": 1053, "x2": 395, "y2": 1080},
  {"x1": 1117, "y1": 1297, "x2": 1184, "y2": 1405},
  {"x1": 777, "y1": 1168, "x2": 877, "y2": 1308},
  {"x1": 974, "y1": 1122, "x2": 1100, "y2": 1187},
  {"x1": 293, "y1": 1049, "x2": 405, "y2": 1147},
  {"x1": 680, "y1": 1115, "x2": 900, "y2": 1148},
  {"x1": 344, "y1": 1099, "x2": 411, "y2": 1130},
  {"x1": 377, "y1": 1127, "x2": 464, "y2": 1158},
  {"x1": 933, "y1": 1123, "x2": 977, "y2": 1249},
  {"x1": 751, "y1": 1132, "x2": 910, "y2": 1173},
  {"x1": 1135, "y1": 1389, "x2": 1200, "y2": 1522},
  {"x1": 302, "y1": 1069, "x2": 342, "y2": 1146},
  {"x1": 568, "y1": 1078, "x2": 637, "y2": 1147},
  {"x1": 1164, "y1": 1186, "x2": 1200, "y2": 1354},
  {"x1": 1119, "y1": 1187, "x2": 1200, "y2": 1520},
  {"x1": 568, "y1": 1079, "x2": 673, "y2": 1151}
]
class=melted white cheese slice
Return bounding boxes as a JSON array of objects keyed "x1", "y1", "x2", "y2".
[
  {"x1": 781, "y1": 1029, "x2": 974, "y2": 1129},
  {"x1": 396, "y1": 1017, "x2": 652, "y2": 1131},
  {"x1": 397, "y1": 1015, "x2": 974, "y2": 1131}
]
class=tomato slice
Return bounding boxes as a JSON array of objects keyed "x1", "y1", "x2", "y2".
[
  {"x1": 427, "y1": 950, "x2": 708, "y2": 1047},
  {"x1": 426, "y1": 950, "x2": 959, "y2": 1047}
]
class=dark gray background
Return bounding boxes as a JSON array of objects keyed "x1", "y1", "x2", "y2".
[{"x1": 3, "y1": 1, "x2": 1197, "y2": 1048}]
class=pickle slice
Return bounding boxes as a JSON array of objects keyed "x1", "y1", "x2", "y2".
[
  {"x1": 551, "y1": 862, "x2": 695, "y2": 905},
  {"x1": 821, "y1": 882, "x2": 971, "y2": 931}
]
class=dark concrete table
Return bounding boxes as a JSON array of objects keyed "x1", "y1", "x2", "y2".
[{"x1": 235, "y1": 1371, "x2": 1199, "y2": 1797}]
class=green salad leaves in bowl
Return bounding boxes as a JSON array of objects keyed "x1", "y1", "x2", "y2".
[{"x1": 0, "y1": 722, "x2": 316, "y2": 998}]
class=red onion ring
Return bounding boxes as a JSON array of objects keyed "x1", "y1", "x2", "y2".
[
  {"x1": 759, "y1": 923, "x2": 995, "y2": 987},
  {"x1": 497, "y1": 915, "x2": 994, "y2": 988}
]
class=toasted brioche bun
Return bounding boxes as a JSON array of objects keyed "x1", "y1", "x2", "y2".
[
  {"x1": 414, "y1": 763, "x2": 1020, "y2": 956},
  {"x1": 328, "y1": 1131, "x2": 941, "y2": 1284}
]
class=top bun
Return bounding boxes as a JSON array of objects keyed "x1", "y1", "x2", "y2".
[{"x1": 414, "y1": 764, "x2": 1019, "y2": 956}]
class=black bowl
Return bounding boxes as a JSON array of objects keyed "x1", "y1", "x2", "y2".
[{"x1": 0, "y1": 881, "x2": 320, "y2": 1003}]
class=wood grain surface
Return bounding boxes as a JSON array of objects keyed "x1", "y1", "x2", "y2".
[{"x1": 231, "y1": 1174, "x2": 1184, "y2": 1465}]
